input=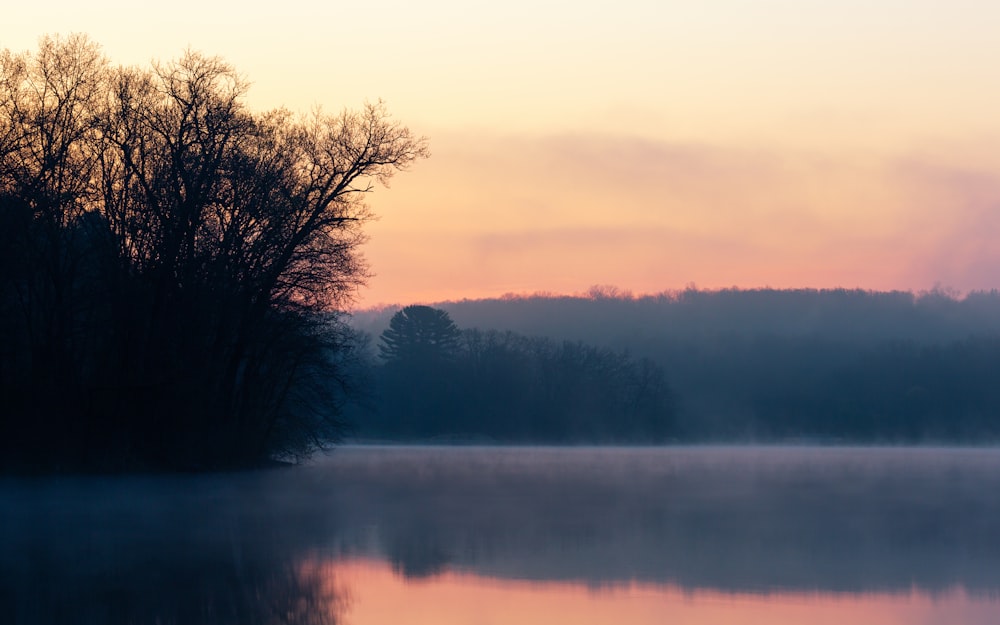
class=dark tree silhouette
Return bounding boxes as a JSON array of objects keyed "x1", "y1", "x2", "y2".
[
  {"x1": 379, "y1": 305, "x2": 462, "y2": 364},
  {"x1": 0, "y1": 35, "x2": 428, "y2": 471},
  {"x1": 357, "y1": 323, "x2": 676, "y2": 442}
]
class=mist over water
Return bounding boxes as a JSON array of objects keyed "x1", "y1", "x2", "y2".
[
  {"x1": 4, "y1": 446, "x2": 1000, "y2": 623},
  {"x1": 314, "y1": 446, "x2": 1000, "y2": 592}
]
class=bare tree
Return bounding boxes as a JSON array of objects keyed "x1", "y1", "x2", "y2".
[{"x1": 0, "y1": 35, "x2": 427, "y2": 470}]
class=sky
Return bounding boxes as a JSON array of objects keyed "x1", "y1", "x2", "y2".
[{"x1": 5, "y1": 1, "x2": 1000, "y2": 307}]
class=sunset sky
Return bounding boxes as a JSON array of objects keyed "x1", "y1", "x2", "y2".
[{"x1": 5, "y1": 1, "x2": 1000, "y2": 306}]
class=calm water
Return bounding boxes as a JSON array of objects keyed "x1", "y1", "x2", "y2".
[{"x1": 3, "y1": 446, "x2": 1000, "y2": 624}]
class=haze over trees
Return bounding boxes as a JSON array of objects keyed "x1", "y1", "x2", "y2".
[
  {"x1": 0, "y1": 35, "x2": 427, "y2": 471},
  {"x1": 351, "y1": 288, "x2": 1000, "y2": 443},
  {"x1": 349, "y1": 306, "x2": 676, "y2": 441}
]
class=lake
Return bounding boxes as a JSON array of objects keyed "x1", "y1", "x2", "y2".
[{"x1": 3, "y1": 445, "x2": 1000, "y2": 624}]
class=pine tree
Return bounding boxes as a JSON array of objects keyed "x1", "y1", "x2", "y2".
[{"x1": 379, "y1": 306, "x2": 461, "y2": 363}]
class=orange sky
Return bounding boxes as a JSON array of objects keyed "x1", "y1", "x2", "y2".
[{"x1": 5, "y1": 2, "x2": 1000, "y2": 306}]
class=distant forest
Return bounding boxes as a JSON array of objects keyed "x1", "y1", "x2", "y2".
[
  {"x1": 355, "y1": 305, "x2": 674, "y2": 441},
  {"x1": 348, "y1": 288, "x2": 1000, "y2": 443}
]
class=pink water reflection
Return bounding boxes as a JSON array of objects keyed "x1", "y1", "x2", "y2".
[{"x1": 322, "y1": 558, "x2": 999, "y2": 625}]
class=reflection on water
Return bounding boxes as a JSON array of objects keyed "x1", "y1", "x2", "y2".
[
  {"x1": 0, "y1": 471, "x2": 344, "y2": 625},
  {"x1": 328, "y1": 558, "x2": 1000, "y2": 625},
  {"x1": 3, "y1": 446, "x2": 1000, "y2": 624}
]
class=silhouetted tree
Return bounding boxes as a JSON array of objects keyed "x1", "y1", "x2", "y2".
[
  {"x1": 372, "y1": 306, "x2": 463, "y2": 436},
  {"x1": 0, "y1": 35, "x2": 428, "y2": 471},
  {"x1": 379, "y1": 306, "x2": 461, "y2": 364}
]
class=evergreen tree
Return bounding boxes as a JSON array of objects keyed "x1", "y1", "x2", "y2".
[{"x1": 379, "y1": 306, "x2": 462, "y2": 363}]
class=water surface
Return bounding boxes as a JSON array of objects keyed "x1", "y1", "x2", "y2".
[{"x1": 3, "y1": 446, "x2": 1000, "y2": 624}]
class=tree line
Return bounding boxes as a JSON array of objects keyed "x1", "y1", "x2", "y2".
[
  {"x1": 415, "y1": 286, "x2": 1000, "y2": 344},
  {"x1": 348, "y1": 306, "x2": 676, "y2": 441},
  {"x1": 351, "y1": 291, "x2": 1000, "y2": 443},
  {"x1": 0, "y1": 35, "x2": 426, "y2": 472}
]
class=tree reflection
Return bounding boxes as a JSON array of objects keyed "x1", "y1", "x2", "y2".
[
  {"x1": 0, "y1": 473, "x2": 345, "y2": 625},
  {"x1": 6, "y1": 559, "x2": 341, "y2": 625},
  {"x1": 386, "y1": 524, "x2": 451, "y2": 578},
  {"x1": 6, "y1": 447, "x2": 1000, "y2": 624},
  {"x1": 316, "y1": 447, "x2": 1000, "y2": 595}
]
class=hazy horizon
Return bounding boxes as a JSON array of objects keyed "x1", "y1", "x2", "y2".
[{"x1": 349, "y1": 283, "x2": 990, "y2": 312}]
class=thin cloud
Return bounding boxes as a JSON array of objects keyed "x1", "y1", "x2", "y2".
[{"x1": 362, "y1": 130, "x2": 1000, "y2": 304}]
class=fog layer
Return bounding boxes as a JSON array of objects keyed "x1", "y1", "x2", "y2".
[
  {"x1": 350, "y1": 289, "x2": 1000, "y2": 442},
  {"x1": 5, "y1": 446, "x2": 1000, "y2": 624}
]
